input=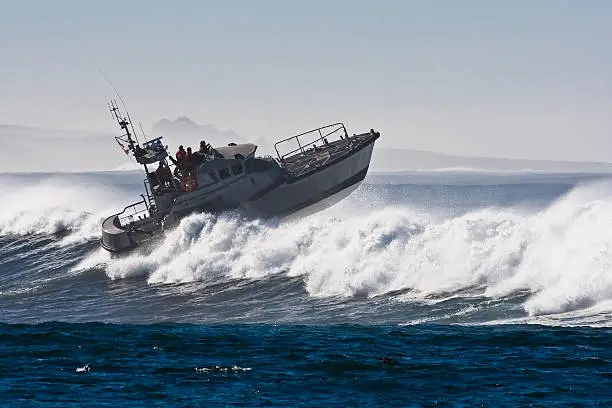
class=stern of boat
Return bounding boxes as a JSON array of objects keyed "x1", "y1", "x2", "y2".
[{"x1": 100, "y1": 200, "x2": 159, "y2": 254}]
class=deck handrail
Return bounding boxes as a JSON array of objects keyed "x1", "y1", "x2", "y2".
[
  {"x1": 274, "y1": 123, "x2": 348, "y2": 161},
  {"x1": 117, "y1": 199, "x2": 149, "y2": 226},
  {"x1": 143, "y1": 178, "x2": 155, "y2": 209}
]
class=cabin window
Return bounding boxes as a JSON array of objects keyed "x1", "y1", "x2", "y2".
[
  {"x1": 231, "y1": 163, "x2": 243, "y2": 175},
  {"x1": 198, "y1": 173, "x2": 217, "y2": 187},
  {"x1": 219, "y1": 168, "x2": 230, "y2": 179}
]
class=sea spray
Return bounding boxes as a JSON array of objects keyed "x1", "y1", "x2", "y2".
[
  {"x1": 487, "y1": 181, "x2": 612, "y2": 316},
  {"x1": 0, "y1": 174, "x2": 134, "y2": 241},
  {"x1": 4, "y1": 171, "x2": 612, "y2": 322},
  {"x1": 101, "y1": 180, "x2": 612, "y2": 318}
]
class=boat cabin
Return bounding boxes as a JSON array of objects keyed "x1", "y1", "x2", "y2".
[{"x1": 147, "y1": 142, "x2": 259, "y2": 196}]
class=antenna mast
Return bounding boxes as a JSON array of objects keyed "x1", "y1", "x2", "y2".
[
  {"x1": 109, "y1": 100, "x2": 138, "y2": 153},
  {"x1": 100, "y1": 70, "x2": 140, "y2": 145}
]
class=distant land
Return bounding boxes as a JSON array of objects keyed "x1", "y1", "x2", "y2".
[
  {"x1": 3, "y1": 120, "x2": 612, "y2": 174},
  {"x1": 369, "y1": 148, "x2": 612, "y2": 174}
]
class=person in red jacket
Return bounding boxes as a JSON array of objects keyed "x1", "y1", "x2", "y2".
[{"x1": 176, "y1": 145, "x2": 186, "y2": 163}]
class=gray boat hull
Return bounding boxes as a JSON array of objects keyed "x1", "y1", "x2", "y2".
[
  {"x1": 241, "y1": 141, "x2": 374, "y2": 218},
  {"x1": 100, "y1": 213, "x2": 161, "y2": 255}
]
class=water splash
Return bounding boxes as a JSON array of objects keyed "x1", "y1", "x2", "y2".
[
  {"x1": 0, "y1": 175, "x2": 132, "y2": 244},
  {"x1": 103, "y1": 180, "x2": 612, "y2": 319}
]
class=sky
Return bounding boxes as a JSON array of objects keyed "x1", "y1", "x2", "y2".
[{"x1": 1, "y1": 0, "x2": 611, "y2": 161}]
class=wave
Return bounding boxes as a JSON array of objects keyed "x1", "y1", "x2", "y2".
[
  {"x1": 0, "y1": 175, "x2": 131, "y2": 244},
  {"x1": 97, "y1": 180, "x2": 612, "y2": 319},
  {"x1": 4, "y1": 171, "x2": 612, "y2": 323}
]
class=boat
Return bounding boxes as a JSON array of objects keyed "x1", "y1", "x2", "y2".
[{"x1": 100, "y1": 101, "x2": 380, "y2": 254}]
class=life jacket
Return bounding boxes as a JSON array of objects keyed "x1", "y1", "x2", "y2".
[{"x1": 176, "y1": 149, "x2": 186, "y2": 163}]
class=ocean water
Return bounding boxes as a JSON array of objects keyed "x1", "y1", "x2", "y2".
[{"x1": 2, "y1": 170, "x2": 612, "y2": 406}]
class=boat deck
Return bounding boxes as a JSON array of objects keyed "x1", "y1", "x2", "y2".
[{"x1": 279, "y1": 132, "x2": 377, "y2": 179}]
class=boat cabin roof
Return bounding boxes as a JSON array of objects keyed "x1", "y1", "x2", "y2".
[
  {"x1": 143, "y1": 136, "x2": 164, "y2": 149},
  {"x1": 214, "y1": 143, "x2": 257, "y2": 160},
  {"x1": 135, "y1": 137, "x2": 168, "y2": 164}
]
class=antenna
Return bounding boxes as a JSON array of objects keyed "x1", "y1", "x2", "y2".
[
  {"x1": 138, "y1": 121, "x2": 148, "y2": 143},
  {"x1": 99, "y1": 69, "x2": 140, "y2": 145},
  {"x1": 108, "y1": 99, "x2": 136, "y2": 151}
]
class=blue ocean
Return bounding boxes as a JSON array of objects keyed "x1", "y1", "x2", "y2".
[{"x1": 2, "y1": 170, "x2": 612, "y2": 406}]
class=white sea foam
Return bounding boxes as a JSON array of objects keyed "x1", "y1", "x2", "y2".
[
  {"x1": 102, "y1": 180, "x2": 612, "y2": 320},
  {"x1": 4, "y1": 171, "x2": 612, "y2": 322},
  {"x1": 0, "y1": 176, "x2": 130, "y2": 244},
  {"x1": 70, "y1": 248, "x2": 111, "y2": 274},
  {"x1": 194, "y1": 365, "x2": 251, "y2": 373}
]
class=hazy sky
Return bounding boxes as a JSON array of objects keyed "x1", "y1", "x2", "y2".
[{"x1": 1, "y1": 0, "x2": 611, "y2": 160}]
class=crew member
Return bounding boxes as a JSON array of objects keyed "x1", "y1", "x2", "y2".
[
  {"x1": 176, "y1": 145, "x2": 186, "y2": 164},
  {"x1": 155, "y1": 161, "x2": 173, "y2": 191},
  {"x1": 198, "y1": 140, "x2": 209, "y2": 155},
  {"x1": 184, "y1": 147, "x2": 196, "y2": 176}
]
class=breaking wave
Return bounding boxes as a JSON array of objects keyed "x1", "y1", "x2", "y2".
[
  {"x1": 4, "y1": 171, "x2": 612, "y2": 325},
  {"x1": 95, "y1": 180, "x2": 612, "y2": 319},
  {"x1": 0, "y1": 175, "x2": 131, "y2": 244}
]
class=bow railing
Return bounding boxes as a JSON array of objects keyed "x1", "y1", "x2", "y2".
[{"x1": 274, "y1": 123, "x2": 348, "y2": 161}]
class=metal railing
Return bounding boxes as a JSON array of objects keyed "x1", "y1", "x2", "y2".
[
  {"x1": 143, "y1": 178, "x2": 155, "y2": 208},
  {"x1": 117, "y1": 199, "x2": 150, "y2": 227},
  {"x1": 274, "y1": 123, "x2": 348, "y2": 161}
]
